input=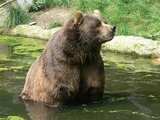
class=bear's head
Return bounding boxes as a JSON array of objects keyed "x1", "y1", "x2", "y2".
[
  {"x1": 75, "y1": 10, "x2": 116, "y2": 44},
  {"x1": 62, "y1": 10, "x2": 116, "y2": 57},
  {"x1": 66, "y1": 10, "x2": 116, "y2": 43}
]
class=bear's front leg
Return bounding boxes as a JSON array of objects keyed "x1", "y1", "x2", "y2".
[{"x1": 79, "y1": 56, "x2": 105, "y2": 102}]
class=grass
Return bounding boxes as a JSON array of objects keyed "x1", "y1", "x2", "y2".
[
  {"x1": 73, "y1": 0, "x2": 160, "y2": 40},
  {"x1": 31, "y1": 0, "x2": 72, "y2": 10},
  {"x1": 48, "y1": 21, "x2": 63, "y2": 29},
  {"x1": 44, "y1": 0, "x2": 72, "y2": 8},
  {"x1": 32, "y1": 0, "x2": 159, "y2": 40},
  {"x1": 3, "y1": 0, "x2": 160, "y2": 40},
  {"x1": 4, "y1": 7, "x2": 30, "y2": 28}
]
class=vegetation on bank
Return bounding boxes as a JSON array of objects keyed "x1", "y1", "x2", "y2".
[
  {"x1": 3, "y1": 0, "x2": 160, "y2": 40},
  {"x1": 4, "y1": 7, "x2": 30, "y2": 28},
  {"x1": 74, "y1": 0, "x2": 160, "y2": 40},
  {"x1": 31, "y1": 0, "x2": 72, "y2": 10},
  {"x1": 48, "y1": 21, "x2": 63, "y2": 29}
]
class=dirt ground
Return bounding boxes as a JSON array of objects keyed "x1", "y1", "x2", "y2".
[{"x1": 28, "y1": 8, "x2": 72, "y2": 28}]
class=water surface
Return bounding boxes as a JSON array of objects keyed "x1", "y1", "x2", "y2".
[
  {"x1": 0, "y1": 0, "x2": 5, "y2": 4},
  {"x1": 0, "y1": 35, "x2": 160, "y2": 120}
]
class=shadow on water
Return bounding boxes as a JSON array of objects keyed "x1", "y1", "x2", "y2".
[{"x1": 0, "y1": 35, "x2": 160, "y2": 120}]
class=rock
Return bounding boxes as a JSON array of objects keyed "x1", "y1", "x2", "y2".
[
  {"x1": 17, "y1": 0, "x2": 34, "y2": 12},
  {"x1": 102, "y1": 36, "x2": 160, "y2": 57},
  {"x1": 11, "y1": 25, "x2": 61, "y2": 39},
  {"x1": 11, "y1": 25, "x2": 160, "y2": 58}
]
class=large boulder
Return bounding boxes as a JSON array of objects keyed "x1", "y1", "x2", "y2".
[{"x1": 102, "y1": 36, "x2": 160, "y2": 58}]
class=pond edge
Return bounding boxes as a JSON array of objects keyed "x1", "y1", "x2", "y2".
[{"x1": 10, "y1": 25, "x2": 160, "y2": 58}]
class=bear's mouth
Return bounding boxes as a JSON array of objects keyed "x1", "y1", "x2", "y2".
[
  {"x1": 108, "y1": 33, "x2": 115, "y2": 41},
  {"x1": 100, "y1": 32, "x2": 115, "y2": 44}
]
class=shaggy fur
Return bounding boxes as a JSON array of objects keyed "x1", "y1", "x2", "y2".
[{"x1": 20, "y1": 11, "x2": 116, "y2": 106}]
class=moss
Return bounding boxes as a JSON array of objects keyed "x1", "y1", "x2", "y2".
[
  {"x1": 0, "y1": 67, "x2": 9, "y2": 71},
  {"x1": 104, "y1": 60, "x2": 129, "y2": 70},
  {"x1": 115, "y1": 62, "x2": 128, "y2": 70},
  {"x1": 0, "y1": 35, "x2": 45, "y2": 75},
  {"x1": 10, "y1": 66, "x2": 24, "y2": 70},
  {"x1": 0, "y1": 116, "x2": 26, "y2": 120},
  {"x1": 0, "y1": 66, "x2": 25, "y2": 71},
  {"x1": 15, "y1": 76, "x2": 25, "y2": 79},
  {"x1": 108, "y1": 110, "x2": 160, "y2": 119},
  {"x1": 0, "y1": 35, "x2": 45, "y2": 59},
  {"x1": 134, "y1": 69, "x2": 146, "y2": 73},
  {"x1": 0, "y1": 35, "x2": 46, "y2": 46},
  {"x1": 108, "y1": 97, "x2": 128, "y2": 103},
  {"x1": 82, "y1": 107, "x2": 104, "y2": 113},
  {"x1": 14, "y1": 45, "x2": 44, "y2": 55}
]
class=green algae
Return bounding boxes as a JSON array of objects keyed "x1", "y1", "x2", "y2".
[
  {"x1": 104, "y1": 61, "x2": 129, "y2": 71},
  {"x1": 0, "y1": 35, "x2": 45, "y2": 59},
  {"x1": 134, "y1": 69, "x2": 146, "y2": 73},
  {"x1": 0, "y1": 116, "x2": 26, "y2": 120},
  {"x1": 108, "y1": 110, "x2": 160, "y2": 120},
  {"x1": 0, "y1": 35, "x2": 160, "y2": 119},
  {"x1": 0, "y1": 35, "x2": 46, "y2": 96},
  {"x1": 0, "y1": 67, "x2": 9, "y2": 71},
  {"x1": 115, "y1": 62, "x2": 128, "y2": 70},
  {"x1": 13, "y1": 45, "x2": 44, "y2": 58},
  {"x1": 0, "y1": 35, "x2": 46, "y2": 45},
  {"x1": 10, "y1": 66, "x2": 24, "y2": 70},
  {"x1": 0, "y1": 35, "x2": 45, "y2": 72}
]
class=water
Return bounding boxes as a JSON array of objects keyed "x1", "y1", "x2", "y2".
[
  {"x1": 0, "y1": 0, "x2": 6, "y2": 4},
  {"x1": 0, "y1": 35, "x2": 160, "y2": 120}
]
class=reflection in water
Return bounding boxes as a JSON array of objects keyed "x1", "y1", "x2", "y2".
[
  {"x1": 23, "y1": 93, "x2": 129, "y2": 120},
  {"x1": 0, "y1": 36, "x2": 160, "y2": 120},
  {"x1": 23, "y1": 91, "x2": 160, "y2": 120},
  {"x1": 23, "y1": 101, "x2": 52, "y2": 120},
  {"x1": 23, "y1": 100, "x2": 104, "y2": 120}
]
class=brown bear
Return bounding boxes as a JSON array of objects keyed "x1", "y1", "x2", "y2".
[{"x1": 20, "y1": 10, "x2": 116, "y2": 107}]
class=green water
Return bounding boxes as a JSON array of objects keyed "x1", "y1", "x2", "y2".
[
  {"x1": 0, "y1": 35, "x2": 160, "y2": 120},
  {"x1": 0, "y1": 0, "x2": 5, "y2": 4}
]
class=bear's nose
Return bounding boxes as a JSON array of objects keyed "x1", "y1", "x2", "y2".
[{"x1": 111, "y1": 26, "x2": 116, "y2": 32}]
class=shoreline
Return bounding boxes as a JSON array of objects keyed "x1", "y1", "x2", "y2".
[{"x1": 8, "y1": 24, "x2": 160, "y2": 58}]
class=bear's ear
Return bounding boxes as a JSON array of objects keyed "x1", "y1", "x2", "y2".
[
  {"x1": 93, "y1": 10, "x2": 100, "y2": 16},
  {"x1": 74, "y1": 11, "x2": 84, "y2": 25}
]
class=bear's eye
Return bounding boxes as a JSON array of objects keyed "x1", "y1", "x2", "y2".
[{"x1": 96, "y1": 21, "x2": 102, "y2": 27}]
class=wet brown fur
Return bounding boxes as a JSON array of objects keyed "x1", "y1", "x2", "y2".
[{"x1": 20, "y1": 11, "x2": 115, "y2": 106}]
